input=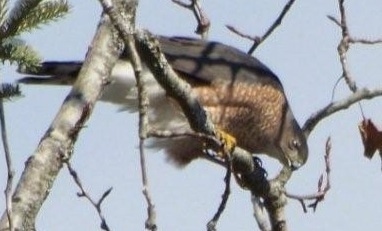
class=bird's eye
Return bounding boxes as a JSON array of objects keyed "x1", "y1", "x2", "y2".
[{"x1": 289, "y1": 139, "x2": 300, "y2": 150}]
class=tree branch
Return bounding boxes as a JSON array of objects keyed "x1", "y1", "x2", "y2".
[
  {"x1": 65, "y1": 162, "x2": 112, "y2": 231},
  {"x1": 252, "y1": 195, "x2": 271, "y2": 231},
  {"x1": 286, "y1": 138, "x2": 332, "y2": 212},
  {"x1": 97, "y1": 1, "x2": 157, "y2": 229},
  {"x1": 303, "y1": 87, "x2": 382, "y2": 136},
  {"x1": 172, "y1": 0, "x2": 210, "y2": 38},
  {"x1": 130, "y1": 37, "x2": 158, "y2": 231},
  {"x1": 227, "y1": 0, "x2": 297, "y2": 54},
  {"x1": 0, "y1": 99, "x2": 14, "y2": 231},
  {"x1": 336, "y1": 0, "x2": 357, "y2": 92},
  {"x1": 328, "y1": 0, "x2": 382, "y2": 95},
  {"x1": 0, "y1": 11, "x2": 124, "y2": 230},
  {"x1": 207, "y1": 158, "x2": 232, "y2": 231}
]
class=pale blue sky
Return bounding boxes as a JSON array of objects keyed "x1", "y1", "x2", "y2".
[{"x1": 2, "y1": 0, "x2": 382, "y2": 230}]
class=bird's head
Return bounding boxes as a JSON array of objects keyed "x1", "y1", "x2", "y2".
[{"x1": 276, "y1": 105, "x2": 308, "y2": 170}]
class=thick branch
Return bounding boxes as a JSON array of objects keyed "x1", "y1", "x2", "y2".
[
  {"x1": 0, "y1": 13, "x2": 123, "y2": 231},
  {"x1": 252, "y1": 196, "x2": 271, "y2": 231}
]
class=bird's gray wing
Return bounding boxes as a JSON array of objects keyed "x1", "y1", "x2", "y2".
[{"x1": 158, "y1": 36, "x2": 283, "y2": 87}]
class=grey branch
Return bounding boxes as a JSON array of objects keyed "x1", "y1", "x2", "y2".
[
  {"x1": 286, "y1": 138, "x2": 332, "y2": 212},
  {"x1": 207, "y1": 159, "x2": 232, "y2": 231},
  {"x1": 328, "y1": 0, "x2": 382, "y2": 95},
  {"x1": 252, "y1": 195, "x2": 271, "y2": 231},
  {"x1": 97, "y1": 1, "x2": 158, "y2": 229},
  {"x1": 66, "y1": 162, "x2": 112, "y2": 231},
  {"x1": 0, "y1": 12, "x2": 123, "y2": 231},
  {"x1": 227, "y1": 0, "x2": 297, "y2": 54},
  {"x1": 303, "y1": 88, "x2": 382, "y2": 136},
  {"x1": 1, "y1": 99, "x2": 15, "y2": 231},
  {"x1": 172, "y1": 0, "x2": 210, "y2": 38}
]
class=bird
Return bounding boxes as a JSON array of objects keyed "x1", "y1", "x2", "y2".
[{"x1": 17, "y1": 36, "x2": 308, "y2": 170}]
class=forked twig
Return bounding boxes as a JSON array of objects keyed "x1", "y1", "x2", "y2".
[
  {"x1": 149, "y1": 129, "x2": 233, "y2": 229},
  {"x1": 328, "y1": 0, "x2": 382, "y2": 93},
  {"x1": 66, "y1": 162, "x2": 112, "y2": 231},
  {"x1": 304, "y1": 0, "x2": 382, "y2": 136},
  {"x1": 286, "y1": 138, "x2": 332, "y2": 212},
  {"x1": 172, "y1": 0, "x2": 210, "y2": 38},
  {"x1": 227, "y1": 0, "x2": 296, "y2": 54}
]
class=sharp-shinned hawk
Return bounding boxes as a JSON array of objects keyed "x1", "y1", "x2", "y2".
[{"x1": 18, "y1": 36, "x2": 308, "y2": 169}]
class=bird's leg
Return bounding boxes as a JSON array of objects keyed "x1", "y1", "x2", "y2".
[
  {"x1": 215, "y1": 129, "x2": 237, "y2": 157},
  {"x1": 215, "y1": 129, "x2": 254, "y2": 190},
  {"x1": 200, "y1": 129, "x2": 236, "y2": 164}
]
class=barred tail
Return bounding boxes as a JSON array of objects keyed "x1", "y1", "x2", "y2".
[{"x1": 17, "y1": 61, "x2": 83, "y2": 85}]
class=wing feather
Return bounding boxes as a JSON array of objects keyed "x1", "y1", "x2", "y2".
[{"x1": 158, "y1": 36, "x2": 283, "y2": 88}]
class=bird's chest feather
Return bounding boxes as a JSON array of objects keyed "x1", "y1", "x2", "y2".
[{"x1": 192, "y1": 81, "x2": 286, "y2": 153}]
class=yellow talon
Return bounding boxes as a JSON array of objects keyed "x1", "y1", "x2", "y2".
[{"x1": 216, "y1": 129, "x2": 237, "y2": 157}]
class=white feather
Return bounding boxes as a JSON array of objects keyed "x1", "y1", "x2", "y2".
[{"x1": 102, "y1": 60, "x2": 191, "y2": 132}]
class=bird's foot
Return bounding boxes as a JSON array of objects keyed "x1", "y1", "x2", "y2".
[{"x1": 216, "y1": 129, "x2": 237, "y2": 157}]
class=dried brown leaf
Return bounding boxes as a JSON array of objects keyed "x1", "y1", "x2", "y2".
[{"x1": 358, "y1": 119, "x2": 382, "y2": 159}]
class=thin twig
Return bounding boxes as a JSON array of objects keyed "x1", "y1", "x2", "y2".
[
  {"x1": 349, "y1": 37, "x2": 382, "y2": 44},
  {"x1": 207, "y1": 156, "x2": 232, "y2": 231},
  {"x1": 65, "y1": 162, "x2": 112, "y2": 231},
  {"x1": 227, "y1": 0, "x2": 296, "y2": 54},
  {"x1": 329, "y1": 0, "x2": 382, "y2": 96},
  {"x1": 336, "y1": 0, "x2": 357, "y2": 92},
  {"x1": 226, "y1": 25, "x2": 259, "y2": 42},
  {"x1": 310, "y1": 0, "x2": 382, "y2": 137},
  {"x1": 99, "y1": 1, "x2": 158, "y2": 229},
  {"x1": 139, "y1": 139, "x2": 157, "y2": 231},
  {"x1": 172, "y1": 0, "x2": 210, "y2": 38},
  {"x1": 286, "y1": 137, "x2": 331, "y2": 212},
  {"x1": 309, "y1": 138, "x2": 331, "y2": 211},
  {"x1": 327, "y1": 15, "x2": 341, "y2": 27},
  {"x1": 1, "y1": 99, "x2": 14, "y2": 231},
  {"x1": 303, "y1": 87, "x2": 382, "y2": 136},
  {"x1": 128, "y1": 34, "x2": 158, "y2": 231},
  {"x1": 150, "y1": 130, "x2": 233, "y2": 230}
]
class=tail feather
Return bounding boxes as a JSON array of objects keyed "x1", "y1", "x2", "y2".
[{"x1": 17, "y1": 61, "x2": 83, "y2": 85}]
